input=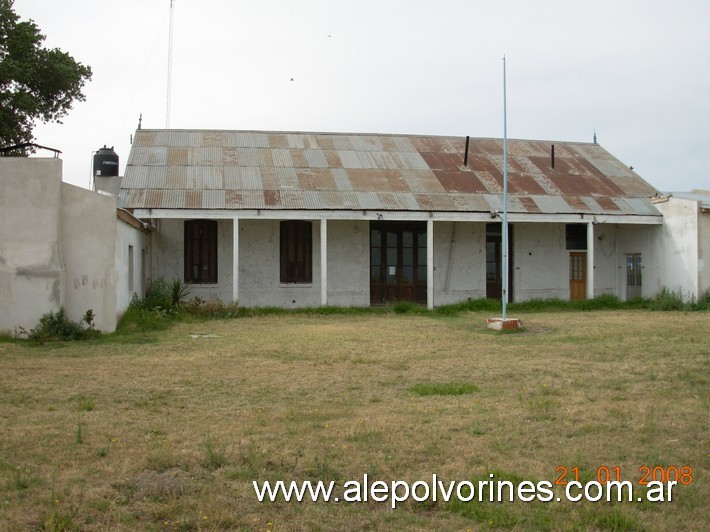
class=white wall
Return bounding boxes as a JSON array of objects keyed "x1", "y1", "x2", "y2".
[
  {"x1": 148, "y1": 216, "x2": 668, "y2": 308},
  {"x1": 152, "y1": 218, "x2": 372, "y2": 308},
  {"x1": 0, "y1": 158, "x2": 136, "y2": 333},
  {"x1": 0, "y1": 158, "x2": 63, "y2": 332},
  {"x1": 239, "y1": 219, "x2": 321, "y2": 308},
  {"x1": 60, "y1": 183, "x2": 118, "y2": 332},
  {"x1": 116, "y1": 218, "x2": 148, "y2": 318},
  {"x1": 151, "y1": 218, "x2": 234, "y2": 302},
  {"x1": 433, "y1": 222, "x2": 485, "y2": 304},
  {"x1": 326, "y1": 220, "x2": 370, "y2": 307},
  {"x1": 512, "y1": 223, "x2": 568, "y2": 301},
  {"x1": 699, "y1": 209, "x2": 709, "y2": 296},
  {"x1": 654, "y1": 198, "x2": 700, "y2": 298}
]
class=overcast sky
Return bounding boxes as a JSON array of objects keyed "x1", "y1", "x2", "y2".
[{"x1": 12, "y1": 0, "x2": 710, "y2": 192}]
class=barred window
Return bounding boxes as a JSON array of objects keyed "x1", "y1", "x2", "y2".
[
  {"x1": 184, "y1": 220, "x2": 218, "y2": 283},
  {"x1": 280, "y1": 221, "x2": 312, "y2": 284}
]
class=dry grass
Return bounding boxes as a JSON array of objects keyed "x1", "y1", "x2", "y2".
[{"x1": 0, "y1": 310, "x2": 707, "y2": 530}]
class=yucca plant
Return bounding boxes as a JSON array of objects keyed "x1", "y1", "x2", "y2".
[{"x1": 168, "y1": 278, "x2": 192, "y2": 308}]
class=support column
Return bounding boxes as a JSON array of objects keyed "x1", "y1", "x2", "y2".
[
  {"x1": 427, "y1": 218, "x2": 434, "y2": 310},
  {"x1": 238, "y1": 218, "x2": 239, "y2": 301},
  {"x1": 587, "y1": 222, "x2": 594, "y2": 300},
  {"x1": 320, "y1": 218, "x2": 328, "y2": 306}
]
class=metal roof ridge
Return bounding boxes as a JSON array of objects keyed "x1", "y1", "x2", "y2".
[{"x1": 133, "y1": 128, "x2": 599, "y2": 146}]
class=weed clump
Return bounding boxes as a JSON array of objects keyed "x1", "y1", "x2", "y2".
[
  {"x1": 650, "y1": 287, "x2": 709, "y2": 311},
  {"x1": 25, "y1": 308, "x2": 99, "y2": 344}
]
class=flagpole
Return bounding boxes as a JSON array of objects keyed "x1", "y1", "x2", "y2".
[
  {"x1": 166, "y1": 0, "x2": 175, "y2": 128},
  {"x1": 502, "y1": 56, "x2": 509, "y2": 320}
]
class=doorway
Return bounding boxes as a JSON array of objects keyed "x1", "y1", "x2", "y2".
[
  {"x1": 370, "y1": 222, "x2": 427, "y2": 305},
  {"x1": 569, "y1": 252, "x2": 587, "y2": 300},
  {"x1": 486, "y1": 223, "x2": 513, "y2": 301},
  {"x1": 626, "y1": 253, "x2": 642, "y2": 300}
]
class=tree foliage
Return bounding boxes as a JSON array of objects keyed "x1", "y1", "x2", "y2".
[{"x1": 0, "y1": 0, "x2": 92, "y2": 150}]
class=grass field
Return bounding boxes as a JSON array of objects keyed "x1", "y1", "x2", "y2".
[{"x1": 0, "y1": 310, "x2": 707, "y2": 530}]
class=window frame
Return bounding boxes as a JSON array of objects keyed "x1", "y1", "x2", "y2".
[
  {"x1": 280, "y1": 220, "x2": 312, "y2": 284},
  {"x1": 184, "y1": 219, "x2": 218, "y2": 284}
]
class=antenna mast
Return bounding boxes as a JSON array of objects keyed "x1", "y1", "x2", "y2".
[{"x1": 166, "y1": 0, "x2": 175, "y2": 128}]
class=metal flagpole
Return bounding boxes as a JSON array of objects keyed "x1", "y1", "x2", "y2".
[
  {"x1": 166, "y1": 0, "x2": 175, "y2": 128},
  {"x1": 502, "y1": 56, "x2": 509, "y2": 320}
]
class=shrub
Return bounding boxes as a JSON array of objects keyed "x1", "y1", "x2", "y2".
[
  {"x1": 139, "y1": 278, "x2": 174, "y2": 311},
  {"x1": 26, "y1": 308, "x2": 99, "y2": 344}
]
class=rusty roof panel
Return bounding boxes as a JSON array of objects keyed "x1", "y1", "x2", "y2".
[
  {"x1": 420, "y1": 151, "x2": 462, "y2": 171},
  {"x1": 564, "y1": 196, "x2": 590, "y2": 211},
  {"x1": 477, "y1": 171, "x2": 503, "y2": 194},
  {"x1": 518, "y1": 196, "x2": 541, "y2": 213},
  {"x1": 507, "y1": 172, "x2": 547, "y2": 195},
  {"x1": 203, "y1": 131, "x2": 224, "y2": 147},
  {"x1": 185, "y1": 190, "x2": 202, "y2": 209},
  {"x1": 121, "y1": 130, "x2": 661, "y2": 217},
  {"x1": 435, "y1": 170, "x2": 487, "y2": 193},
  {"x1": 147, "y1": 189, "x2": 166, "y2": 208},
  {"x1": 297, "y1": 168, "x2": 337, "y2": 190},
  {"x1": 189, "y1": 147, "x2": 222, "y2": 166},
  {"x1": 595, "y1": 196, "x2": 621, "y2": 211},
  {"x1": 289, "y1": 150, "x2": 310, "y2": 168}
]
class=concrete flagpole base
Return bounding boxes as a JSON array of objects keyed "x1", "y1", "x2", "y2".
[{"x1": 486, "y1": 317, "x2": 523, "y2": 331}]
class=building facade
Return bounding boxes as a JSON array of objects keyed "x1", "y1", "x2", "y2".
[{"x1": 117, "y1": 130, "x2": 670, "y2": 309}]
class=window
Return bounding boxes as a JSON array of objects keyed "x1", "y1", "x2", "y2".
[
  {"x1": 280, "y1": 221, "x2": 312, "y2": 283},
  {"x1": 128, "y1": 245, "x2": 134, "y2": 292},
  {"x1": 566, "y1": 224, "x2": 587, "y2": 250},
  {"x1": 184, "y1": 220, "x2": 218, "y2": 283}
]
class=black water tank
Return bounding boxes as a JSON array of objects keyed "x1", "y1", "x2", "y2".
[{"x1": 93, "y1": 145, "x2": 119, "y2": 176}]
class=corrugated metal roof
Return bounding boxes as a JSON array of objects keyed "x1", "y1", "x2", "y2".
[{"x1": 120, "y1": 129, "x2": 661, "y2": 217}]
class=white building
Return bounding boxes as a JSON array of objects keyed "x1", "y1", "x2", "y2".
[
  {"x1": 117, "y1": 129, "x2": 674, "y2": 309},
  {"x1": 652, "y1": 192, "x2": 710, "y2": 300},
  {"x1": 2, "y1": 130, "x2": 706, "y2": 333}
]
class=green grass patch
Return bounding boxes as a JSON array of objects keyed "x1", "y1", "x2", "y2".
[{"x1": 409, "y1": 382, "x2": 479, "y2": 396}]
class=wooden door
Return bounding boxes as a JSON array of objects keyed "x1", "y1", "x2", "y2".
[{"x1": 569, "y1": 252, "x2": 587, "y2": 301}]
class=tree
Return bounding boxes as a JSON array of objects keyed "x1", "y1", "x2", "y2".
[{"x1": 0, "y1": 0, "x2": 92, "y2": 151}]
